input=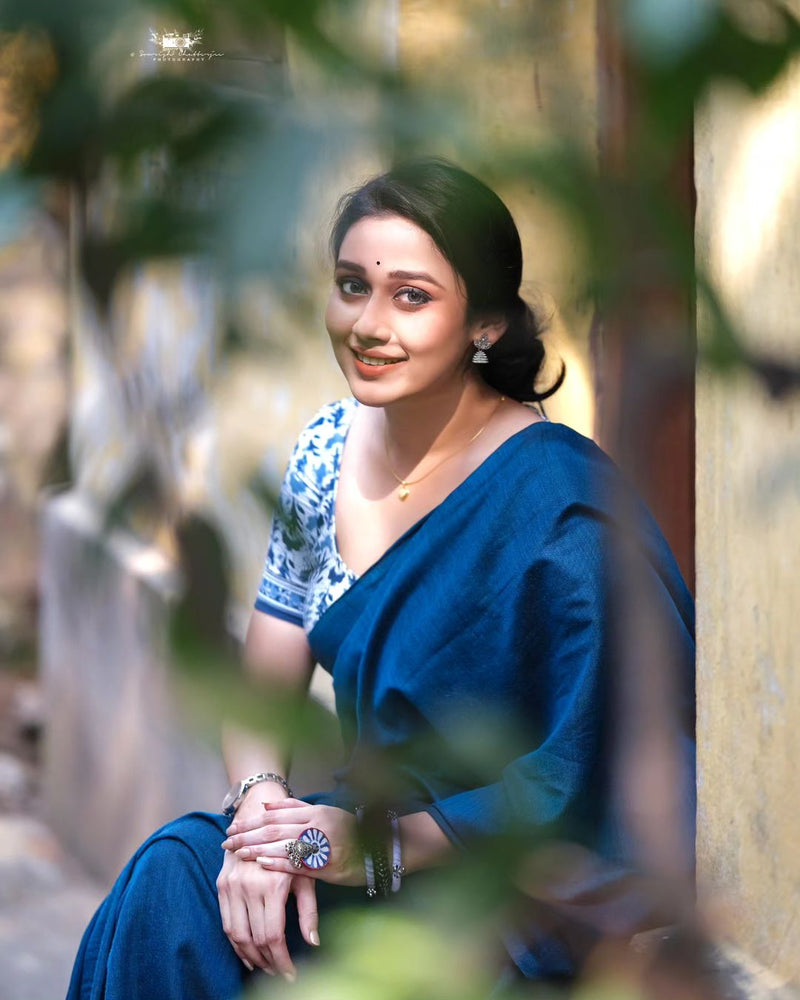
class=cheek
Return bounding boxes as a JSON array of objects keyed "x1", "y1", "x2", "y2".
[
  {"x1": 411, "y1": 312, "x2": 472, "y2": 357},
  {"x1": 324, "y1": 294, "x2": 349, "y2": 339}
]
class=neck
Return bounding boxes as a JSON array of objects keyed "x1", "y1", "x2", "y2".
[{"x1": 380, "y1": 377, "x2": 502, "y2": 469}]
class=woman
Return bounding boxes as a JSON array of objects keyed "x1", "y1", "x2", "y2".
[{"x1": 68, "y1": 159, "x2": 695, "y2": 998}]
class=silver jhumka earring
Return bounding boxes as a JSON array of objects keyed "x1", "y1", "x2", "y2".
[{"x1": 472, "y1": 334, "x2": 492, "y2": 364}]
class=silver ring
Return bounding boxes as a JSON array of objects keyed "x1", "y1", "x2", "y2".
[{"x1": 285, "y1": 828, "x2": 331, "y2": 870}]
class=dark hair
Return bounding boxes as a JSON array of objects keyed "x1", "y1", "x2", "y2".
[{"x1": 330, "y1": 158, "x2": 564, "y2": 403}]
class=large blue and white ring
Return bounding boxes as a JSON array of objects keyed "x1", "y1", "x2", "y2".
[{"x1": 286, "y1": 828, "x2": 331, "y2": 870}]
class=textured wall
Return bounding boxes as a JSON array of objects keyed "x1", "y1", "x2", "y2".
[
  {"x1": 40, "y1": 493, "x2": 224, "y2": 882},
  {"x1": 399, "y1": 0, "x2": 598, "y2": 433},
  {"x1": 695, "y1": 47, "x2": 800, "y2": 982},
  {"x1": 0, "y1": 212, "x2": 69, "y2": 656}
]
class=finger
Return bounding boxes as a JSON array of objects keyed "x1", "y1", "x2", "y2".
[
  {"x1": 227, "y1": 893, "x2": 273, "y2": 973},
  {"x1": 258, "y1": 888, "x2": 296, "y2": 982},
  {"x1": 253, "y1": 839, "x2": 295, "y2": 860},
  {"x1": 243, "y1": 893, "x2": 276, "y2": 975},
  {"x1": 233, "y1": 829, "x2": 310, "y2": 860},
  {"x1": 232, "y1": 943, "x2": 257, "y2": 973},
  {"x1": 257, "y1": 835, "x2": 331, "y2": 873},
  {"x1": 294, "y1": 877, "x2": 320, "y2": 947},
  {"x1": 256, "y1": 855, "x2": 314, "y2": 878},
  {"x1": 226, "y1": 799, "x2": 307, "y2": 835},
  {"x1": 261, "y1": 797, "x2": 307, "y2": 812},
  {"x1": 223, "y1": 825, "x2": 305, "y2": 853},
  {"x1": 217, "y1": 890, "x2": 252, "y2": 971}
]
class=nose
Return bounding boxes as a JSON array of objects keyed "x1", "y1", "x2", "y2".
[{"x1": 351, "y1": 293, "x2": 390, "y2": 343}]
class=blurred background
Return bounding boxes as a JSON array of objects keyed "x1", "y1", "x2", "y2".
[{"x1": 0, "y1": 0, "x2": 799, "y2": 997}]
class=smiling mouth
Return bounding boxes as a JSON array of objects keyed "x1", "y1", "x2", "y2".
[{"x1": 354, "y1": 352, "x2": 405, "y2": 367}]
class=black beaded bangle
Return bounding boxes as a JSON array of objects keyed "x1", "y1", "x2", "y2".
[
  {"x1": 355, "y1": 804, "x2": 400, "y2": 899},
  {"x1": 372, "y1": 843, "x2": 392, "y2": 897}
]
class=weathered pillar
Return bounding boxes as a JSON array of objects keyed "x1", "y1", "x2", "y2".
[{"x1": 695, "y1": 34, "x2": 800, "y2": 984}]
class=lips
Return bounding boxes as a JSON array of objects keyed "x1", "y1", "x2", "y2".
[
  {"x1": 349, "y1": 349, "x2": 407, "y2": 378},
  {"x1": 353, "y1": 351, "x2": 405, "y2": 367}
]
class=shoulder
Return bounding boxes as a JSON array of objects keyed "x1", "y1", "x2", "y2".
[
  {"x1": 285, "y1": 397, "x2": 358, "y2": 489},
  {"x1": 501, "y1": 420, "x2": 656, "y2": 548},
  {"x1": 509, "y1": 420, "x2": 620, "y2": 507},
  {"x1": 509, "y1": 422, "x2": 691, "y2": 597},
  {"x1": 292, "y1": 397, "x2": 358, "y2": 458}
]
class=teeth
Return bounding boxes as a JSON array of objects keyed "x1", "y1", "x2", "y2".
[{"x1": 356, "y1": 354, "x2": 403, "y2": 367}]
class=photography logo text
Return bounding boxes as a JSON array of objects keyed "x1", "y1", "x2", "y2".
[{"x1": 132, "y1": 30, "x2": 223, "y2": 62}]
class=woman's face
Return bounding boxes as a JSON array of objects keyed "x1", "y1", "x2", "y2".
[{"x1": 325, "y1": 214, "x2": 480, "y2": 407}]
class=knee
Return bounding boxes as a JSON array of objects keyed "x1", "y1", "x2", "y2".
[
  {"x1": 129, "y1": 812, "x2": 226, "y2": 902},
  {"x1": 150, "y1": 811, "x2": 228, "y2": 852},
  {"x1": 105, "y1": 820, "x2": 239, "y2": 991}
]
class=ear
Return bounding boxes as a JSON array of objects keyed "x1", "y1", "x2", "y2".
[{"x1": 470, "y1": 314, "x2": 508, "y2": 347}]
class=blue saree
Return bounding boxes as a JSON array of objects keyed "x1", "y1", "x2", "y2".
[
  {"x1": 68, "y1": 417, "x2": 695, "y2": 996},
  {"x1": 303, "y1": 419, "x2": 695, "y2": 975}
]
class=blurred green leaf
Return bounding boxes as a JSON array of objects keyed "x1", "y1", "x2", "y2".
[{"x1": 622, "y1": 0, "x2": 718, "y2": 66}]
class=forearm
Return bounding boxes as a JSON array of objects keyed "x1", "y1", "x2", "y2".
[
  {"x1": 398, "y1": 811, "x2": 455, "y2": 874},
  {"x1": 222, "y1": 611, "x2": 315, "y2": 819},
  {"x1": 221, "y1": 722, "x2": 293, "y2": 817}
]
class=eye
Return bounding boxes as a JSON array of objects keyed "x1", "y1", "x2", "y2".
[
  {"x1": 337, "y1": 276, "x2": 368, "y2": 296},
  {"x1": 395, "y1": 287, "x2": 431, "y2": 307}
]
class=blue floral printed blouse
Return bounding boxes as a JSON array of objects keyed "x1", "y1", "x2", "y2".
[{"x1": 255, "y1": 398, "x2": 359, "y2": 633}]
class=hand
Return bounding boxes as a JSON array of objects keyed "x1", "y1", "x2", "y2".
[
  {"x1": 216, "y1": 847, "x2": 318, "y2": 979},
  {"x1": 222, "y1": 799, "x2": 363, "y2": 886}
]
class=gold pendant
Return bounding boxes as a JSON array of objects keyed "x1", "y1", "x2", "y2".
[{"x1": 398, "y1": 484, "x2": 410, "y2": 501}]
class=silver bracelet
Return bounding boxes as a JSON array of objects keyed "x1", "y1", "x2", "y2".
[
  {"x1": 245, "y1": 772, "x2": 292, "y2": 796},
  {"x1": 355, "y1": 805, "x2": 377, "y2": 897},
  {"x1": 222, "y1": 772, "x2": 293, "y2": 818},
  {"x1": 388, "y1": 809, "x2": 405, "y2": 893}
]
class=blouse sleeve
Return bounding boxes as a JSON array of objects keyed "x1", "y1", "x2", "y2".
[{"x1": 253, "y1": 441, "x2": 317, "y2": 629}]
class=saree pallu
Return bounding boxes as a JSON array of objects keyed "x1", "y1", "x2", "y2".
[
  {"x1": 68, "y1": 421, "x2": 695, "y2": 995},
  {"x1": 305, "y1": 421, "x2": 695, "y2": 977}
]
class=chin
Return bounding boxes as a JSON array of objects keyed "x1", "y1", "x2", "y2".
[{"x1": 345, "y1": 382, "x2": 396, "y2": 408}]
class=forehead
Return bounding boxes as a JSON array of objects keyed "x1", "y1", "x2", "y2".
[{"x1": 337, "y1": 215, "x2": 457, "y2": 283}]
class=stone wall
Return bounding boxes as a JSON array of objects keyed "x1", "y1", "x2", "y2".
[
  {"x1": 0, "y1": 211, "x2": 69, "y2": 659},
  {"x1": 695, "y1": 30, "x2": 800, "y2": 984},
  {"x1": 39, "y1": 492, "x2": 226, "y2": 882}
]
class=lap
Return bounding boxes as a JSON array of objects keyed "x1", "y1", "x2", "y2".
[
  {"x1": 69, "y1": 810, "x2": 366, "y2": 1000},
  {"x1": 69, "y1": 812, "x2": 240, "y2": 1000}
]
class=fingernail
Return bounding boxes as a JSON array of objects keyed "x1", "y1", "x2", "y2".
[
  {"x1": 221, "y1": 839, "x2": 232, "y2": 849},
  {"x1": 243, "y1": 959, "x2": 254, "y2": 972},
  {"x1": 309, "y1": 929, "x2": 320, "y2": 946},
  {"x1": 235, "y1": 848, "x2": 249, "y2": 858},
  {"x1": 284, "y1": 970, "x2": 297, "y2": 983},
  {"x1": 256, "y1": 856, "x2": 273, "y2": 865}
]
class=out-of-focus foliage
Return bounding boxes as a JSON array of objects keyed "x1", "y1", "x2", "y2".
[
  {"x1": 2, "y1": 0, "x2": 799, "y2": 995},
  {"x1": 3, "y1": 0, "x2": 798, "y2": 393}
]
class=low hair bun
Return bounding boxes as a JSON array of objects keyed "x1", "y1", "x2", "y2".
[{"x1": 482, "y1": 296, "x2": 564, "y2": 403}]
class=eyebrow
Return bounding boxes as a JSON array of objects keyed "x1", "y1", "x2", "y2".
[{"x1": 335, "y1": 260, "x2": 444, "y2": 289}]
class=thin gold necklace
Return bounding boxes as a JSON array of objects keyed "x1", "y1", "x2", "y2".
[{"x1": 384, "y1": 396, "x2": 506, "y2": 501}]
